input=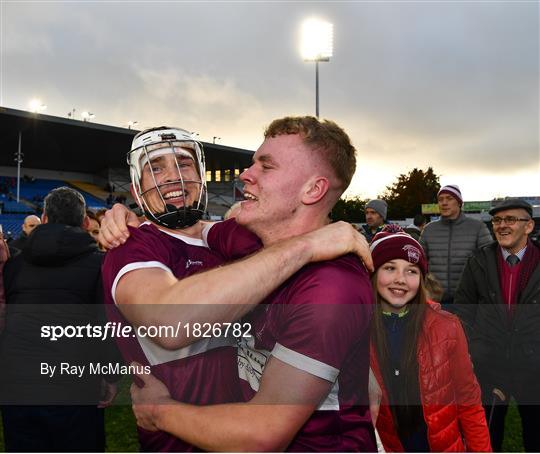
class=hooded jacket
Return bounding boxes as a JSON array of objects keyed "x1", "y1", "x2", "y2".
[
  {"x1": 371, "y1": 303, "x2": 491, "y2": 452},
  {"x1": 420, "y1": 213, "x2": 492, "y2": 303},
  {"x1": 0, "y1": 223, "x2": 116, "y2": 404}
]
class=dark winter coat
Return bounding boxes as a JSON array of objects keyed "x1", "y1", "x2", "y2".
[
  {"x1": 419, "y1": 213, "x2": 492, "y2": 303},
  {"x1": 0, "y1": 223, "x2": 118, "y2": 404},
  {"x1": 453, "y1": 240, "x2": 540, "y2": 396}
]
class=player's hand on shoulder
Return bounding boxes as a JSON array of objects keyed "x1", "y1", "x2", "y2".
[
  {"x1": 99, "y1": 203, "x2": 141, "y2": 249},
  {"x1": 302, "y1": 221, "x2": 373, "y2": 271}
]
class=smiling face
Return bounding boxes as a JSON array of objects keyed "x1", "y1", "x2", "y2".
[
  {"x1": 236, "y1": 134, "x2": 316, "y2": 241},
  {"x1": 138, "y1": 144, "x2": 201, "y2": 214},
  {"x1": 493, "y1": 208, "x2": 534, "y2": 254},
  {"x1": 437, "y1": 193, "x2": 461, "y2": 219},
  {"x1": 376, "y1": 259, "x2": 421, "y2": 314}
]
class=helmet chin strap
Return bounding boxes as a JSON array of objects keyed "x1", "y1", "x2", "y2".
[
  {"x1": 139, "y1": 178, "x2": 205, "y2": 229},
  {"x1": 144, "y1": 203, "x2": 203, "y2": 229}
]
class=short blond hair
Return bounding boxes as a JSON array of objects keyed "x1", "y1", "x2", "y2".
[{"x1": 264, "y1": 116, "x2": 356, "y2": 192}]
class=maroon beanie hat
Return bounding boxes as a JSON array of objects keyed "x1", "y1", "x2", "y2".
[
  {"x1": 437, "y1": 184, "x2": 463, "y2": 206},
  {"x1": 370, "y1": 225, "x2": 428, "y2": 275}
]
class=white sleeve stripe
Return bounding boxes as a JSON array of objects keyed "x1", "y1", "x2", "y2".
[
  {"x1": 271, "y1": 343, "x2": 340, "y2": 382},
  {"x1": 201, "y1": 222, "x2": 215, "y2": 248},
  {"x1": 111, "y1": 261, "x2": 174, "y2": 305}
]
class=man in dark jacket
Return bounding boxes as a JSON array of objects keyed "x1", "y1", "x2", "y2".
[
  {"x1": 420, "y1": 184, "x2": 492, "y2": 309},
  {"x1": 0, "y1": 187, "x2": 120, "y2": 452},
  {"x1": 361, "y1": 199, "x2": 387, "y2": 242},
  {"x1": 454, "y1": 198, "x2": 540, "y2": 452}
]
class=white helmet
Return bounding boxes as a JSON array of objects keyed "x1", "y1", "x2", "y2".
[{"x1": 128, "y1": 126, "x2": 207, "y2": 229}]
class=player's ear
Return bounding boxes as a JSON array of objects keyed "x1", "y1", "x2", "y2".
[
  {"x1": 41, "y1": 213, "x2": 48, "y2": 224},
  {"x1": 302, "y1": 176, "x2": 330, "y2": 206},
  {"x1": 525, "y1": 218, "x2": 534, "y2": 235}
]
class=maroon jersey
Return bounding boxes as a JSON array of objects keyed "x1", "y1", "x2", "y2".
[
  {"x1": 208, "y1": 219, "x2": 376, "y2": 452},
  {"x1": 102, "y1": 222, "x2": 242, "y2": 452}
]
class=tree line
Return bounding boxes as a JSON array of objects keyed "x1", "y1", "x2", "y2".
[{"x1": 331, "y1": 167, "x2": 440, "y2": 223}]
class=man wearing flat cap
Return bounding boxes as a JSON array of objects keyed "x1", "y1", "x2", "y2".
[
  {"x1": 420, "y1": 184, "x2": 492, "y2": 309},
  {"x1": 361, "y1": 199, "x2": 387, "y2": 242},
  {"x1": 454, "y1": 198, "x2": 540, "y2": 452}
]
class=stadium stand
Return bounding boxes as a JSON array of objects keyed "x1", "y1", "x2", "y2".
[
  {"x1": 69, "y1": 180, "x2": 115, "y2": 202},
  {"x1": 0, "y1": 176, "x2": 107, "y2": 209},
  {"x1": 0, "y1": 214, "x2": 28, "y2": 239},
  {"x1": 0, "y1": 198, "x2": 33, "y2": 214},
  {"x1": 0, "y1": 173, "x2": 111, "y2": 238},
  {"x1": 0, "y1": 106, "x2": 254, "y2": 220}
]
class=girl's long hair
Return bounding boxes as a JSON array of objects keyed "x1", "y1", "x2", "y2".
[{"x1": 370, "y1": 272, "x2": 428, "y2": 439}]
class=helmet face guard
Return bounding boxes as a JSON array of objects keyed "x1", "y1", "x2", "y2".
[{"x1": 128, "y1": 127, "x2": 208, "y2": 229}]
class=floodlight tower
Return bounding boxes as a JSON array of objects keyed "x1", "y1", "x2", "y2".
[
  {"x1": 29, "y1": 99, "x2": 47, "y2": 113},
  {"x1": 81, "y1": 111, "x2": 95, "y2": 122},
  {"x1": 300, "y1": 19, "x2": 333, "y2": 118}
]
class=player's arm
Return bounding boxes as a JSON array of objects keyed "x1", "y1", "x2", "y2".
[
  {"x1": 100, "y1": 204, "x2": 373, "y2": 270},
  {"x1": 131, "y1": 356, "x2": 332, "y2": 451},
  {"x1": 116, "y1": 222, "x2": 367, "y2": 349}
]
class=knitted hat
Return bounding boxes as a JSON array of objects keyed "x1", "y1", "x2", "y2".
[
  {"x1": 437, "y1": 184, "x2": 463, "y2": 206},
  {"x1": 366, "y1": 199, "x2": 388, "y2": 220},
  {"x1": 370, "y1": 225, "x2": 428, "y2": 275}
]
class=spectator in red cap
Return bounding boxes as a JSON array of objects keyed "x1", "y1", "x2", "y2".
[
  {"x1": 419, "y1": 184, "x2": 492, "y2": 310},
  {"x1": 369, "y1": 225, "x2": 491, "y2": 453}
]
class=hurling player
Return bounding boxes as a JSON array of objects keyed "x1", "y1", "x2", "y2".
[
  {"x1": 104, "y1": 117, "x2": 376, "y2": 451},
  {"x1": 101, "y1": 125, "x2": 371, "y2": 451}
]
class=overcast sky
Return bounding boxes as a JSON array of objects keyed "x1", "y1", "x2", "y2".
[{"x1": 2, "y1": 1, "x2": 538, "y2": 201}]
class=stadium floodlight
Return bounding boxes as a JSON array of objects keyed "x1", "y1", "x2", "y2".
[
  {"x1": 300, "y1": 18, "x2": 333, "y2": 118},
  {"x1": 81, "y1": 111, "x2": 95, "y2": 122},
  {"x1": 29, "y1": 99, "x2": 47, "y2": 113}
]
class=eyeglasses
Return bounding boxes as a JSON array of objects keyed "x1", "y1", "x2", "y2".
[{"x1": 491, "y1": 216, "x2": 531, "y2": 226}]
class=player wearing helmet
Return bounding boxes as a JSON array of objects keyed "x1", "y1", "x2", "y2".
[
  {"x1": 129, "y1": 127, "x2": 207, "y2": 229},
  {"x1": 103, "y1": 117, "x2": 376, "y2": 452},
  {"x1": 101, "y1": 124, "x2": 372, "y2": 451}
]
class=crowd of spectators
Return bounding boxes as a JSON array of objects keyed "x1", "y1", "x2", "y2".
[
  {"x1": 0, "y1": 177, "x2": 16, "y2": 196},
  {"x1": 359, "y1": 187, "x2": 539, "y2": 452},
  {"x1": 0, "y1": 188, "x2": 120, "y2": 451},
  {"x1": 0, "y1": 119, "x2": 538, "y2": 452}
]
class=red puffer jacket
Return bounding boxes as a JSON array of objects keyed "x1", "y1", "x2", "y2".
[{"x1": 371, "y1": 303, "x2": 492, "y2": 452}]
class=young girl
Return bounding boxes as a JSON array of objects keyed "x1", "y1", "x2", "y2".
[{"x1": 369, "y1": 227, "x2": 491, "y2": 452}]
